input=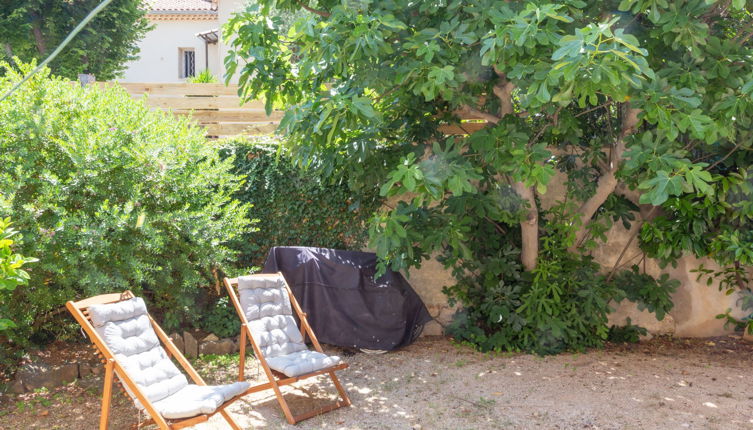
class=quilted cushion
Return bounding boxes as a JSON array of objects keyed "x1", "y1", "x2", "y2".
[
  {"x1": 238, "y1": 275, "x2": 307, "y2": 359},
  {"x1": 238, "y1": 274, "x2": 342, "y2": 377},
  {"x1": 151, "y1": 382, "x2": 250, "y2": 420},
  {"x1": 266, "y1": 350, "x2": 342, "y2": 377},
  {"x1": 90, "y1": 297, "x2": 188, "y2": 405},
  {"x1": 89, "y1": 297, "x2": 250, "y2": 418}
]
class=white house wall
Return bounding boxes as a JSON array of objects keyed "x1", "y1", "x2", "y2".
[
  {"x1": 217, "y1": 0, "x2": 246, "y2": 83},
  {"x1": 120, "y1": 18, "x2": 221, "y2": 83}
]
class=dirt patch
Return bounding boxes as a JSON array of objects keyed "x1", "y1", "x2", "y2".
[{"x1": 1, "y1": 336, "x2": 753, "y2": 429}]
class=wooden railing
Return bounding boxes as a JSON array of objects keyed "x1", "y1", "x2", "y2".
[
  {"x1": 103, "y1": 82, "x2": 283, "y2": 138},
  {"x1": 102, "y1": 82, "x2": 490, "y2": 137}
]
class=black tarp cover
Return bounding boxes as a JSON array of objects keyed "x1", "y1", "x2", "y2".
[{"x1": 262, "y1": 246, "x2": 432, "y2": 351}]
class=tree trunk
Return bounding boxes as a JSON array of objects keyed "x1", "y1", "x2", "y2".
[
  {"x1": 488, "y1": 71, "x2": 541, "y2": 270},
  {"x1": 569, "y1": 105, "x2": 641, "y2": 252},
  {"x1": 514, "y1": 181, "x2": 539, "y2": 271},
  {"x1": 30, "y1": 12, "x2": 47, "y2": 55},
  {"x1": 3, "y1": 43, "x2": 12, "y2": 57}
]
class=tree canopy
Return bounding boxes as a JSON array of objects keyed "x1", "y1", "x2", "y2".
[
  {"x1": 0, "y1": 0, "x2": 150, "y2": 80},
  {"x1": 226, "y1": 0, "x2": 753, "y2": 352}
]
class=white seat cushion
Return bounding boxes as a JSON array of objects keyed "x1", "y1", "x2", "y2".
[
  {"x1": 238, "y1": 275, "x2": 308, "y2": 359},
  {"x1": 266, "y1": 350, "x2": 342, "y2": 377},
  {"x1": 89, "y1": 297, "x2": 250, "y2": 418},
  {"x1": 238, "y1": 275, "x2": 343, "y2": 377},
  {"x1": 152, "y1": 382, "x2": 250, "y2": 420},
  {"x1": 90, "y1": 298, "x2": 188, "y2": 405}
]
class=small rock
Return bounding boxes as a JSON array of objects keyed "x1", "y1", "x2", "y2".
[
  {"x1": 199, "y1": 339, "x2": 235, "y2": 356},
  {"x1": 8, "y1": 379, "x2": 26, "y2": 394},
  {"x1": 169, "y1": 333, "x2": 185, "y2": 355},
  {"x1": 437, "y1": 306, "x2": 457, "y2": 325},
  {"x1": 15, "y1": 363, "x2": 78, "y2": 391},
  {"x1": 203, "y1": 334, "x2": 219, "y2": 342},
  {"x1": 78, "y1": 360, "x2": 99, "y2": 378},
  {"x1": 421, "y1": 320, "x2": 443, "y2": 337},
  {"x1": 184, "y1": 331, "x2": 198, "y2": 359},
  {"x1": 412, "y1": 425, "x2": 422, "y2": 430}
]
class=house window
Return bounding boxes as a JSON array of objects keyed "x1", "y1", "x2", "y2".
[{"x1": 179, "y1": 48, "x2": 196, "y2": 79}]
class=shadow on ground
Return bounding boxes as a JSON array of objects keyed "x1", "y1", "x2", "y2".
[{"x1": 2, "y1": 336, "x2": 753, "y2": 429}]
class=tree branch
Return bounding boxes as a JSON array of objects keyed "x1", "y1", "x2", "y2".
[
  {"x1": 457, "y1": 105, "x2": 501, "y2": 124},
  {"x1": 606, "y1": 206, "x2": 658, "y2": 281},
  {"x1": 569, "y1": 104, "x2": 641, "y2": 252},
  {"x1": 573, "y1": 100, "x2": 613, "y2": 118},
  {"x1": 528, "y1": 107, "x2": 562, "y2": 147},
  {"x1": 707, "y1": 142, "x2": 742, "y2": 170},
  {"x1": 297, "y1": 1, "x2": 331, "y2": 17},
  {"x1": 492, "y1": 81, "x2": 515, "y2": 117}
]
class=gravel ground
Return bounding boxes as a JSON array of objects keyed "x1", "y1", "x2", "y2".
[{"x1": 2, "y1": 335, "x2": 753, "y2": 430}]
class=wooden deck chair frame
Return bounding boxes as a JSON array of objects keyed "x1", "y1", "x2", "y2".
[
  {"x1": 66, "y1": 291, "x2": 246, "y2": 430},
  {"x1": 223, "y1": 274, "x2": 351, "y2": 425}
]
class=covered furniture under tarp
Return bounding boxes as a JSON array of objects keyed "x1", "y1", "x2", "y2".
[{"x1": 262, "y1": 246, "x2": 433, "y2": 351}]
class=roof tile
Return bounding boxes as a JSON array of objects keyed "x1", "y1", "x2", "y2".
[{"x1": 146, "y1": 0, "x2": 216, "y2": 12}]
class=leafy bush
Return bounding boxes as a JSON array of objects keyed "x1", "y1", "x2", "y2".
[
  {"x1": 444, "y1": 212, "x2": 676, "y2": 354},
  {"x1": 0, "y1": 63, "x2": 251, "y2": 352},
  {"x1": 200, "y1": 297, "x2": 241, "y2": 339},
  {"x1": 187, "y1": 70, "x2": 218, "y2": 83},
  {"x1": 220, "y1": 137, "x2": 382, "y2": 268},
  {"x1": 0, "y1": 218, "x2": 37, "y2": 331},
  {"x1": 611, "y1": 265, "x2": 678, "y2": 321},
  {"x1": 607, "y1": 319, "x2": 647, "y2": 344}
]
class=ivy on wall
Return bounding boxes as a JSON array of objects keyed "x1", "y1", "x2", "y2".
[{"x1": 220, "y1": 137, "x2": 383, "y2": 269}]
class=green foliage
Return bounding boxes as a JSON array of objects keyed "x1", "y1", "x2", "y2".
[
  {"x1": 220, "y1": 137, "x2": 382, "y2": 268},
  {"x1": 607, "y1": 318, "x2": 647, "y2": 344},
  {"x1": 0, "y1": 218, "x2": 37, "y2": 331},
  {"x1": 444, "y1": 213, "x2": 671, "y2": 354},
  {"x1": 0, "y1": 62, "x2": 251, "y2": 352},
  {"x1": 200, "y1": 297, "x2": 240, "y2": 339},
  {"x1": 0, "y1": 0, "x2": 151, "y2": 80},
  {"x1": 226, "y1": 0, "x2": 753, "y2": 353},
  {"x1": 187, "y1": 70, "x2": 218, "y2": 83},
  {"x1": 611, "y1": 265, "x2": 678, "y2": 320}
]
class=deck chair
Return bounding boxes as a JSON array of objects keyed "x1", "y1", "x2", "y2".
[
  {"x1": 66, "y1": 291, "x2": 251, "y2": 430},
  {"x1": 223, "y1": 273, "x2": 351, "y2": 424}
]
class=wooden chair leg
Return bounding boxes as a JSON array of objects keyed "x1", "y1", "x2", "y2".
[
  {"x1": 328, "y1": 371, "x2": 351, "y2": 407},
  {"x1": 238, "y1": 327, "x2": 247, "y2": 382},
  {"x1": 100, "y1": 359, "x2": 115, "y2": 430},
  {"x1": 220, "y1": 410, "x2": 242, "y2": 430},
  {"x1": 270, "y1": 380, "x2": 296, "y2": 425}
]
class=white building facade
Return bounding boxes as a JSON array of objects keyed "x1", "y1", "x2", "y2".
[{"x1": 120, "y1": 0, "x2": 245, "y2": 83}]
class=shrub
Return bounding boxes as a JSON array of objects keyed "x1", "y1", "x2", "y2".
[
  {"x1": 0, "y1": 218, "x2": 37, "y2": 331},
  {"x1": 444, "y1": 208, "x2": 676, "y2": 355},
  {"x1": 0, "y1": 62, "x2": 252, "y2": 353},
  {"x1": 219, "y1": 137, "x2": 382, "y2": 268},
  {"x1": 187, "y1": 70, "x2": 218, "y2": 83},
  {"x1": 200, "y1": 297, "x2": 240, "y2": 339},
  {"x1": 607, "y1": 319, "x2": 648, "y2": 344},
  {"x1": 0, "y1": 217, "x2": 37, "y2": 372}
]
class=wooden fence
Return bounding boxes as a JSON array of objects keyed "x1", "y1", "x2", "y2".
[
  {"x1": 102, "y1": 82, "x2": 283, "y2": 138},
  {"x1": 103, "y1": 82, "x2": 489, "y2": 137}
]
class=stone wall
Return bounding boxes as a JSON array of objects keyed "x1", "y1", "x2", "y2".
[{"x1": 409, "y1": 173, "x2": 747, "y2": 338}]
